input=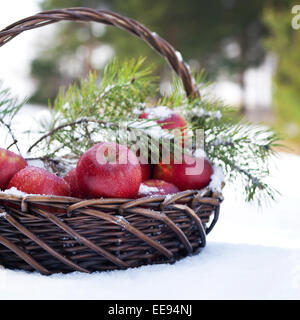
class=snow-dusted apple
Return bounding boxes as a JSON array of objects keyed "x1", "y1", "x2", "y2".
[
  {"x1": 76, "y1": 142, "x2": 142, "y2": 198},
  {"x1": 137, "y1": 179, "x2": 179, "y2": 198},
  {"x1": 8, "y1": 166, "x2": 71, "y2": 196},
  {"x1": 0, "y1": 148, "x2": 27, "y2": 191},
  {"x1": 63, "y1": 168, "x2": 83, "y2": 198},
  {"x1": 153, "y1": 154, "x2": 213, "y2": 191},
  {"x1": 139, "y1": 106, "x2": 186, "y2": 129}
]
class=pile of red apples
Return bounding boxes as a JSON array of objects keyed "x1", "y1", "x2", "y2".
[{"x1": 0, "y1": 107, "x2": 213, "y2": 199}]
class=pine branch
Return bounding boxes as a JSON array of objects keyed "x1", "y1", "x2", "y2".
[
  {"x1": 0, "y1": 118, "x2": 20, "y2": 153},
  {"x1": 27, "y1": 58, "x2": 281, "y2": 205},
  {"x1": 169, "y1": 75, "x2": 281, "y2": 203},
  {"x1": 27, "y1": 118, "x2": 107, "y2": 153},
  {"x1": 0, "y1": 83, "x2": 26, "y2": 154}
]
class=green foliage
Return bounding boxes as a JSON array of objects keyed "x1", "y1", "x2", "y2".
[
  {"x1": 27, "y1": 58, "x2": 280, "y2": 204},
  {"x1": 53, "y1": 57, "x2": 156, "y2": 122},
  {"x1": 0, "y1": 82, "x2": 26, "y2": 153},
  {"x1": 31, "y1": 58, "x2": 159, "y2": 157},
  {"x1": 181, "y1": 94, "x2": 281, "y2": 205},
  {"x1": 263, "y1": 1, "x2": 300, "y2": 146},
  {"x1": 0, "y1": 84, "x2": 24, "y2": 121},
  {"x1": 30, "y1": 0, "x2": 274, "y2": 105},
  {"x1": 30, "y1": 0, "x2": 111, "y2": 103}
]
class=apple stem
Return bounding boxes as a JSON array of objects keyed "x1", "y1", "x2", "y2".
[{"x1": 7, "y1": 139, "x2": 19, "y2": 151}]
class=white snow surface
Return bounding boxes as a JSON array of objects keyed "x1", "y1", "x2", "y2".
[
  {"x1": 143, "y1": 106, "x2": 174, "y2": 121},
  {"x1": 0, "y1": 187, "x2": 43, "y2": 197},
  {"x1": 0, "y1": 105, "x2": 299, "y2": 300},
  {"x1": 0, "y1": 187, "x2": 29, "y2": 197},
  {"x1": 0, "y1": 152, "x2": 299, "y2": 300},
  {"x1": 0, "y1": 212, "x2": 7, "y2": 218},
  {"x1": 192, "y1": 107, "x2": 222, "y2": 120},
  {"x1": 193, "y1": 148, "x2": 207, "y2": 159},
  {"x1": 209, "y1": 165, "x2": 225, "y2": 192},
  {"x1": 175, "y1": 51, "x2": 183, "y2": 62},
  {"x1": 138, "y1": 183, "x2": 160, "y2": 195}
]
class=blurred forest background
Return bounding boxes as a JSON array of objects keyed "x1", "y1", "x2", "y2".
[{"x1": 28, "y1": 0, "x2": 300, "y2": 151}]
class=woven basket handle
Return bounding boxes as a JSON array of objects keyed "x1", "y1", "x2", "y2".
[{"x1": 0, "y1": 7, "x2": 200, "y2": 99}]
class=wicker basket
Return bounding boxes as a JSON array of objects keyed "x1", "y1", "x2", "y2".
[{"x1": 0, "y1": 7, "x2": 223, "y2": 275}]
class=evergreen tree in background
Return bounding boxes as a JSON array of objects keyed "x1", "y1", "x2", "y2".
[
  {"x1": 30, "y1": 0, "x2": 271, "y2": 112},
  {"x1": 28, "y1": 1, "x2": 300, "y2": 148},
  {"x1": 263, "y1": 0, "x2": 300, "y2": 147},
  {"x1": 31, "y1": 0, "x2": 110, "y2": 103}
]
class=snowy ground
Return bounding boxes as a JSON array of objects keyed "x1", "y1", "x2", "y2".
[{"x1": 0, "y1": 105, "x2": 300, "y2": 300}]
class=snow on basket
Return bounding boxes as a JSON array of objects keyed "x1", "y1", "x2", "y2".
[{"x1": 0, "y1": 8, "x2": 224, "y2": 275}]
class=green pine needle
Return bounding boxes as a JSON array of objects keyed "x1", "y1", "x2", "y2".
[
  {"x1": 0, "y1": 82, "x2": 27, "y2": 153},
  {"x1": 0, "y1": 58, "x2": 282, "y2": 205}
]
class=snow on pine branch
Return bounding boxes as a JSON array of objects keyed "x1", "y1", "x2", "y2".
[{"x1": 0, "y1": 57, "x2": 281, "y2": 205}]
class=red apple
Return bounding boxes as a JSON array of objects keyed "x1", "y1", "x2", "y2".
[
  {"x1": 64, "y1": 168, "x2": 83, "y2": 198},
  {"x1": 76, "y1": 142, "x2": 142, "y2": 198},
  {"x1": 136, "y1": 151, "x2": 152, "y2": 181},
  {"x1": 137, "y1": 179, "x2": 179, "y2": 198},
  {"x1": 140, "y1": 163, "x2": 152, "y2": 181},
  {"x1": 153, "y1": 154, "x2": 213, "y2": 191},
  {"x1": 139, "y1": 106, "x2": 186, "y2": 129},
  {"x1": 0, "y1": 148, "x2": 27, "y2": 191},
  {"x1": 8, "y1": 166, "x2": 71, "y2": 196}
]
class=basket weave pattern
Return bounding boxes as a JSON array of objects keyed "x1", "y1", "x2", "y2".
[
  {"x1": 0, "y1": 8, "x2": 222, "y2": 275},
  {"x1": 0, "y1": 189, "x2": 221, "y2": 274}
]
